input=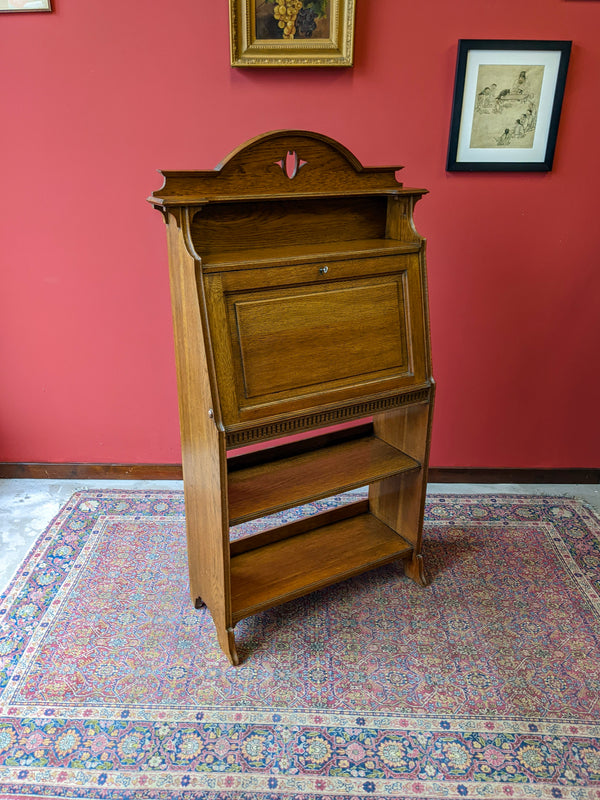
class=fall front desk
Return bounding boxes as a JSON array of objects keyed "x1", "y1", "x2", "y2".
[{"x1": 149, "y1": 131, "x2": 435, "y2": 664}]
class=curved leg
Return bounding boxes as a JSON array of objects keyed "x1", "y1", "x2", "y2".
[
  {"x1": 195, "y1": 600, "x2": 238, "y2": 664},
  {"x1": 216, "y1": 624, "x2": 239, "y2": 666},
  {"x1": 404, "y1": 553, "x2": 428, "y2": 587}
]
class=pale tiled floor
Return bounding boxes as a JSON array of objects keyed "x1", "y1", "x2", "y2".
[{"x1": 1, "y1": 479, "x2": 599, "y2": 594}]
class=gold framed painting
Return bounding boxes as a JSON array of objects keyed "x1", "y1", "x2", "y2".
[{"x1": 230, "y1": 0, "x2": 355, "y2": 67}]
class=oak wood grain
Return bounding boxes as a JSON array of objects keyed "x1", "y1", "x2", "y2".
[
  {"x1": 205, "y1": 257, "x2": 428, "y2": 428},
  {"x1": 192, "y1": 196, "x2": 388, "y2": 256},
  {"x1": 201, "y1": 239, "x2": 420, "y2": 272},
  {"x1": 164, "y1": 211, "x2": 232, "y2": 639},
  {"x1": 229, "y1": 499, "x2": 370, "y2": 557},
  {"x1": 228, "y1": 434, "x2": 420, "y2": 525},
  {"x1": 230, "y1": 511, "x2": 413, "y2": 622},
  {"x1": 149, "y1": 131, "x2": 435, "y2": 663}
]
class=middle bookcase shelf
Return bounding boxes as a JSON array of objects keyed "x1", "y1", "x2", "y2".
[{"x1": 227, "y1": 426, "x2": 421, "y2": 526}]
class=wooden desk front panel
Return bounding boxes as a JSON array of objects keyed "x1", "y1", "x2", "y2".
[{"x1": 203, "y1": 254, "x2": 429, "y2": 427}]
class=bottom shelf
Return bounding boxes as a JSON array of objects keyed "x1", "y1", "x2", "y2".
[{"x1": 230, "y1": 511, "x2": 413, "y2": 622}]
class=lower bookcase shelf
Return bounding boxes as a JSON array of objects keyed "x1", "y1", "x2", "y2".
[{"x1": 229, "y1": 508, "x2": 414, "y2": 623}]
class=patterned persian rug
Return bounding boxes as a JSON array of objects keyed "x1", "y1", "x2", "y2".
[{"x1": 1, "y1": 491, "x2": 599, "y2": 800}]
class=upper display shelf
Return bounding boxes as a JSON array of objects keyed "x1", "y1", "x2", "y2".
[{"x1": 148, "y1": 130, "x2": 427, "y2": 207}]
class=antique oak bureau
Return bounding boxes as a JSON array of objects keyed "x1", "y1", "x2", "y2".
[{"x1": 149, "y1": 131, "x2": 435, "y2": 665}]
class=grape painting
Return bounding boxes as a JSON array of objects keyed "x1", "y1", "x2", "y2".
[{"x1": 256, "y1": 0, "x2": 330, "y2": 41}]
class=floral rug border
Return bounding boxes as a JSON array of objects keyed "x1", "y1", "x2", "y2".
[{"x1": 1, "y1": 491, "x2": 599, "y2": 800}]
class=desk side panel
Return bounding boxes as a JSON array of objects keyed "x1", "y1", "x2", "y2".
[{"x1": 165, "y1": 212, "x2": 231, "y2": 631}]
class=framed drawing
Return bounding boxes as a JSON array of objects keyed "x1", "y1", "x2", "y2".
[
  {"x1": 229, "y1": 0, "x2": 355, "y2": 67},
  {"x1": 0, "y1": 0, "x2": 51, "y2": 9},
  {"x1": 447, "y1": 40, "x2": 571, "y2": 171}
]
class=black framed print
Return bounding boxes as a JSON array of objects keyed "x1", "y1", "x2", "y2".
[{"x1": 447, "y1": 40, "x2": 572, "y2": 171}]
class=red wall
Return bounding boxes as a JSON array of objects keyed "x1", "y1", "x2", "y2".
[{"x1": 1, "y1": 0, "x2": 599, "y2": 468}]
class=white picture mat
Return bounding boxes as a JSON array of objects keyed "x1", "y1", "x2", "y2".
[
  {"x1": 0, "y1": 1, "x2": 51, "y2": 8},
  {"x1": 456, "y1": 49, "x2": 562, "y2": 163}
]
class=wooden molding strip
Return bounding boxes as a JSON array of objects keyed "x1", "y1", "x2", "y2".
[
  {"x1": 427, "y1": 467, "x2": 600, "y2": 485},
  {"x1": 0, "y1": 463, "x2": 184, "y2": 480},
  {"x1": 225, "y1": 388, "x2": 432, "y2": 448},
  {"x1": 0, "y1": 463, "x2": 598, "y2": 484}
]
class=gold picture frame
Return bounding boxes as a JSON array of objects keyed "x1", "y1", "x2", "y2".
[{"x1": 230, "y1": 0, "x2": 355, "y2": 67}]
